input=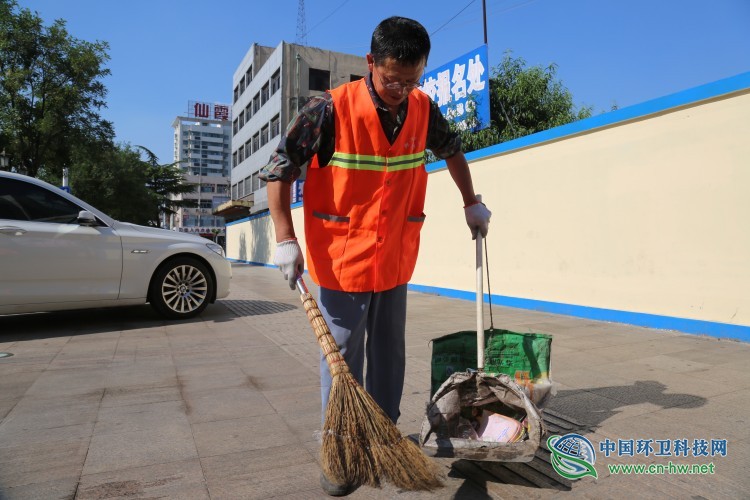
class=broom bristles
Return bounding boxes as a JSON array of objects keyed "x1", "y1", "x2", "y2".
[
  {"x1": 299, "y1": 289, "x2": 442, "y2": 491},
  {"x1": 321, "y1": 371, "x2": 443, "y2": 491}
]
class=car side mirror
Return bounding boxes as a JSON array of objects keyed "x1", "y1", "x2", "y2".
[{"x1": 77, "y1": 210, "x2": 98, "y2": 227}]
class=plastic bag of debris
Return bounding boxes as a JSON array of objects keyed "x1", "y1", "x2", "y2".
[{"x1": 419, "y1": 370, "x2": 544, "y2": 462}]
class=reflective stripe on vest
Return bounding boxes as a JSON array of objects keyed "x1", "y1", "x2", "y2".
[{"x1": 328, "y1": 151, "x2": 425, "y2": 172}]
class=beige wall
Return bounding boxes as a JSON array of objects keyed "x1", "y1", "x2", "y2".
[{"x1": 226, "y1": 85, "x2": 750, "y2": 333}]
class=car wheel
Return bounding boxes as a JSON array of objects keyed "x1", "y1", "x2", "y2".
[{"x1": 149, "y1": 257, "x2": 214, "y2": 319}]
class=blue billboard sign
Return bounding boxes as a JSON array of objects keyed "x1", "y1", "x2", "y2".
[{"x1": 420, "y1": 45, "x2": 490, "y2": 131}]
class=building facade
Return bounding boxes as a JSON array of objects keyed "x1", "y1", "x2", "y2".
[
  {"x1": 171, "y1": 104, "x2": 232, "y2": 239},
  {"x1": 230, "y1": 42, "x2": 367, "y2": 214}
]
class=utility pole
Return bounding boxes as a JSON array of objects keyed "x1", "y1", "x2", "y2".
[
  {"x1": 482, "y1": 0, "x2": 488, "y2": 45},
  {"x1": 196, "y1": 131, "x2": 202, "y2": 233}
]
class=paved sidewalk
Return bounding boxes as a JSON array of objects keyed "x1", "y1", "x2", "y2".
[{"x1": 0, "y1": 263, "x2": 748, "y2": 499}]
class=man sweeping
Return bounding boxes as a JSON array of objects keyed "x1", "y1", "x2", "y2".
[{"x1": 261, "y1": 15, "x2": 491, "y2": 496}]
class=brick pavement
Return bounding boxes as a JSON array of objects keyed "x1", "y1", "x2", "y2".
[{"x1": 0, "y1": 263, "x2": 747, "y2": 499}]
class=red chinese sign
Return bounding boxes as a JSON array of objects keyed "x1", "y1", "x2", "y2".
[
  {"x1": 188, "y1": 101, "x2": 231, "y2": 121},
  {"x1": 214, "y1": 105, "x2": 229, "y2": 120},
  {"x1": 194, "y1": 102, "x2": 210, "y2": 118}
]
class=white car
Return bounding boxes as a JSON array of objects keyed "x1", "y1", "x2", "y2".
[{"x1": 0, "y1": 171, "x2": 231, "y2": 319}]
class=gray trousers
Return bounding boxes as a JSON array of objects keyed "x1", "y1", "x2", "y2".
[{"x1": 318, "y1": 284, "x2": 407, "y2": 424}]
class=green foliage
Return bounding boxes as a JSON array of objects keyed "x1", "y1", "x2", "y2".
[
  {"x1": 136, "y1": 145, "x2": 197, "y2": 222},
  {"x1": 0, "y1": 0, "x2": 113, "y2": 178},
  {"x1": 71, "y1": 144, "x2": 197, "y2": 226},
  {"x1": 444, "y1": 52, "x2": 594, "y2": 155},
  {"x1": 70, "y1": 144, "x2": 154, "y2": 225},
  {"x1": 489, "y1": 53, "x2": 593, "y2": 141}
]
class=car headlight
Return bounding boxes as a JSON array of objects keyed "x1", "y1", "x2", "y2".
[{"x1": 206, "y1": 243, "x2": 225, "y2": 258}]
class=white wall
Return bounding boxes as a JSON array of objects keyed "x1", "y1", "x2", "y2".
[{"x1": 226, "y1": 75, "x2": 750, "y2": 339}]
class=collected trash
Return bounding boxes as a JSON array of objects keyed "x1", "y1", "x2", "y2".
[
  {"x1": 420, "y1": 231, "x2": 550, "y2": 462},
  {"x1": 420, "y1": 370, "x2": 544, "y2": 461},
  {"x1": 465, "y1": 408, "x2": 526, "y2": 443}
]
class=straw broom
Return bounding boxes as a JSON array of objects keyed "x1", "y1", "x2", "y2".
[{"x1": 296, "y1": 277, "x2": 443, "y2": 491}]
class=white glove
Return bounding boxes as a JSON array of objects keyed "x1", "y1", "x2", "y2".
[
  {"x1": 464, "y1": 201, "x2": 492, "y2": 240},
  {"x1": 274, "y1": 239, "x2": 304, "y2": 290}
]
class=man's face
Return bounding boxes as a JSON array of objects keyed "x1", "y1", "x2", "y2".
[{"x1": 367, "y1": 54, "x2": 425, "y2": 108}]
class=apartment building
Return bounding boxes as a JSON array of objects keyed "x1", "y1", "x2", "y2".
[
  {"x1": 171, "y1": 103, "x2": 232, "y2": 238},
  {"x1": 229, "y1": 42, "x2": 367, "y2": 214}
]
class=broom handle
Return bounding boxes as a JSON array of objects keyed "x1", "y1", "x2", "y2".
[
  {"x1": 476, "y1": 195, "x2": 485, "y2": 371},
  {"x1": 295, "y1": 276, "x2": 349, "y2": 377}
]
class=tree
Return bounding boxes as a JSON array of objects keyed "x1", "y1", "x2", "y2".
[
  {"x1": 136, "y1": 146, "x2": 197, "y2": 227},
  {"x1": 69, "y1": 144, "x2": 154, "y2": 224},
  {"x1": 448, "y1": 52, "x2": 594, "y2": 155},
  {"x1": 0, "y1": 0, "x2": 113, "y2": 181},
  {"x1": 70, "y1": 144, "x2": 197, "y2": 227}
]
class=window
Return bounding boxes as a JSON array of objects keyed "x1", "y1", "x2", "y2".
[
  {"x1": 0, "y1": 178, "x2": 83, "y2": 224},
  {"x1": 252, "y1": 93, "x2": 260, "y2": 114},
  {"x1": 252, "y1": 133, "x2": 260, "y2": 153},
  {"x1": 238, "y1": 145, "x2": 244, "y2": 163},
  {"x1": 260, "y1": 125, "x2": 269, "y2": 147},
  {"x1": 239, "y1": 111, "x2": 245, "y2": 129},
  {"x1": 271, "y1": 114, "x2": 280, "y2": 138},
  {"x1": 261, "y1": 83, "x2": 270, "y2": 105},
  {"x1": 245, "y1": 65, "x2": 253, "y2": 85},
  {"x1": 232, "y1": 152, "x2": 237, "y2": 167},
  {"x1": 245, "y1": 103, "x2": 252, "y2": 122},
  {"x1": 232, "y1": 118, "x2": 238, "y2": 136},
  {"x1": 233, "y1": 85, "x2": 239, "y2": 103},
  {"x1": 240, "y1": 76, "x2": 246, "y2": 94},
  {"x1": 245, "y1": 139, "x2": 252, "y2": 157},
  {"x1": 232, "y1": 183, "x2": 238, "y2": 199},
  {"x1": 309, "y1": 68, "x2": 330, "y2": 91},
  {"x1": 271, "y1": 69, "x2": 280, "y2": 94},
  {"x1": 251, "y1": 172, "x2": 259, "y2": 191}
]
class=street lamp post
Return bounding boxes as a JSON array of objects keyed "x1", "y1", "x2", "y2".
[{"x1": 0, "y1": 149, "x2": 9, "y2": 171}]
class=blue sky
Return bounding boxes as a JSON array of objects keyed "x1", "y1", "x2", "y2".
[{"x1": 17, "y1": 0, "x2": 750, "y2": 164}]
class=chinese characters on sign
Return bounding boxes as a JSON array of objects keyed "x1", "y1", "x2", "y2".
[
  {"x1": 214, "y1": 105, "x2": 230, "y2": 121},
  {"x1": 599, "y1": 438, "x2": 728, "y2": 458},
  {"x1": 188, "y1": 101, "x2": 231, "y2": 121},
  {"x1": 420, "y1": 45, "x2": 490, "y2": 131}
]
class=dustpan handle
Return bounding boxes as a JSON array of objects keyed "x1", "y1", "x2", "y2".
[{"x1": 475, "y1": 195, "x2": 484, "y2": 371}]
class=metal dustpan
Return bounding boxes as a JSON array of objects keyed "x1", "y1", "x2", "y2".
[{"x1": 419, "y1": 226, "x2": 547, "y2": 462}]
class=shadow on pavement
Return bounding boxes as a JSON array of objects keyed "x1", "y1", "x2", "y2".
[
  {"x1": 218, "y1": 298, "x2": 297, "y2": 317},
  {"x1": 0, "y1": 298, "x2": 299, "y2": 341},
  {"x1": 549, "y1": 380, "x2": 707, "y2": 430},
  {"x1": 0, "y1": 305, "x2": 167, "y2": 340}
]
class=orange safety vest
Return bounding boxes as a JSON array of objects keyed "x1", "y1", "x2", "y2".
[{"x1": 304, "y1": 79, "x2": 430, "y2": 292}]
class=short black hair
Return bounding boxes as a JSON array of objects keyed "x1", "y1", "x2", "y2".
[{"x1": 370, "y1": 16, "x2": 430, "y2": 66}]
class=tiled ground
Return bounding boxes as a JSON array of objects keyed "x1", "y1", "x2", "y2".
[{"x1": 0, "y1": 263, "x2": 747, "y2": 499}]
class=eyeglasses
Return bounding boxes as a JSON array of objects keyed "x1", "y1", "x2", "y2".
[{"x1": 373, "y1": 65, "x2": 423, "y2": 92}]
